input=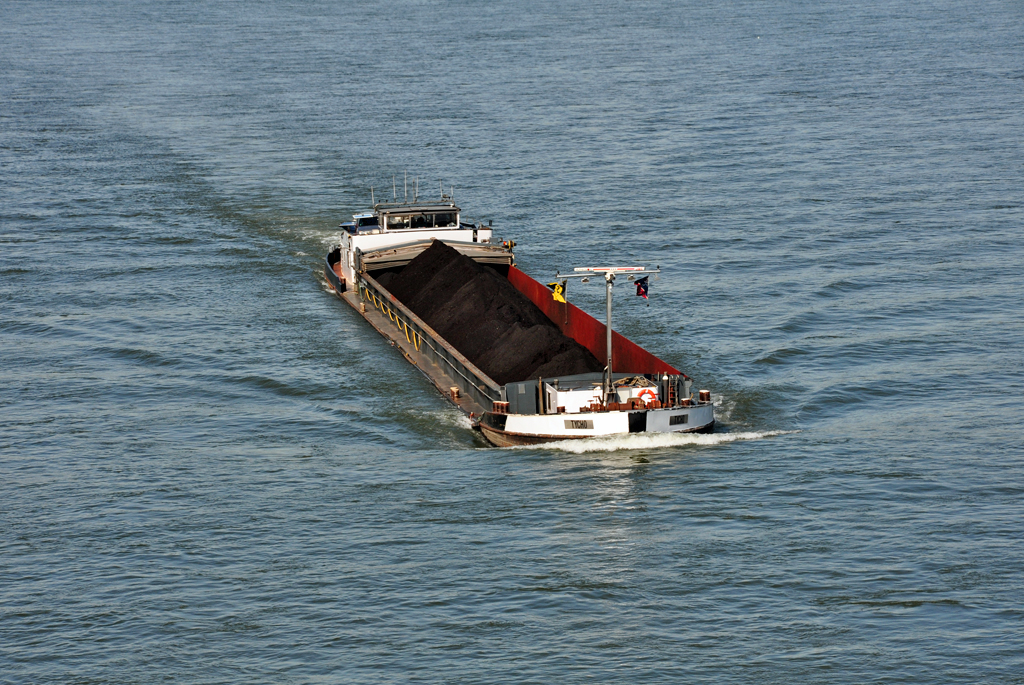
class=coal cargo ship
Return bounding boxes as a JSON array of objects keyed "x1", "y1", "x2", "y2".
[{"x1": 324, "y1": 193, "x2": 714, "y2": 446}]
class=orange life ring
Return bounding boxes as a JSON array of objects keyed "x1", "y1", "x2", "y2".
[{"x1": 638, "y1": 389, "x2": 657, "y2": 402}]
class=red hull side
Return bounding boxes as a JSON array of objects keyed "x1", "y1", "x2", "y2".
[{"x1": 506, "y1": 266, "x2": 681, "y2": 376}]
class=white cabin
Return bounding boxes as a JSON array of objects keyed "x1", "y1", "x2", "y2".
[{"x1": 336, "y1": 200, "x2": 494, "y2": 285}]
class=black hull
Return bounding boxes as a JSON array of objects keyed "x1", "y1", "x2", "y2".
[{"x1": 325, "y1": 248, "x2": 345, "y2": 292}]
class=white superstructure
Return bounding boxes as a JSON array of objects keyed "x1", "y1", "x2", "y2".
[{"x1": 334, "y1": 199, "x2": 494, "y2": 287}]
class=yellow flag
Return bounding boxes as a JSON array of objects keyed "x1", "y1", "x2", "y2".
[{"x1": 547, "y1": 280, "x2": 566, "y2": 303}]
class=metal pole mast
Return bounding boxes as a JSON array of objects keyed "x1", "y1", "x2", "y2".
[
  {"x1": 605, "y1": 271, "x2": 615, "y2": 403},
  {"x1": 554, "y1": 265, "x2": 661, "y2": 406}
]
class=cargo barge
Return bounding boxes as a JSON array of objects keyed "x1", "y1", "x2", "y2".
[{"x1": 324, "y1": 195, "x2": 714, "y2": 446}]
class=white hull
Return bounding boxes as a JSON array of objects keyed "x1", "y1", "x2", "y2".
[{"x1": 479, "y1": 404, "x2": 715, "y2": 447}]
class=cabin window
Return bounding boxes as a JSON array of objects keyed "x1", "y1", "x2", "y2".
[
  {"x1": 357, "y1": 216, "x2": 378, "y2": 228},
  {"x1": 387, "y1": 215, "x2": 412, "y2": 230},
  {"x1": 386, "y1": 213, "x2": 458, "y2": 229},
  {"x1": 433, "y1": 212, "x2": 456, "y2": 227}
]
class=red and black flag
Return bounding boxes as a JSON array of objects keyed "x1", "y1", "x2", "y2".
[{"x1": 635, "y1": 276, "x2": 649, "y2": 299}]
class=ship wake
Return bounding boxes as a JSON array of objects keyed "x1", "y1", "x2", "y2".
[{"x1": 510, "y1": 429, "x2": 796, "y2": 453}]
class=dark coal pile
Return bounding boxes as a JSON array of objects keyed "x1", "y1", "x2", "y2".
[{"x1": 375, "y1": 240, "x2": 603, "y2": 386}]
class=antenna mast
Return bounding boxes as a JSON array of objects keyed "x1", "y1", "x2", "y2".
[{"x1": 554, "y1": 265, "x2": 662, "y2": 403}]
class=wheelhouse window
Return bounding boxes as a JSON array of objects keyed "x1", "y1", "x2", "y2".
[
  {"x1": 385, "y1": 212, "x2": 459, "y2": 230},
  {"x1": 386, "y1": 215, "x2": 412, "y2": 230},
  {"x1": 431, "y1": 212, "x2": 457, "y2": 227},
  {"x1": 410, "y1": 214, "x2": 433, "y2": 229}
]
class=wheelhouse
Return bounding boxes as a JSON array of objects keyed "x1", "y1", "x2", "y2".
[{"x1": 377, "y1": 203, "x2": 460, "y2": 231}]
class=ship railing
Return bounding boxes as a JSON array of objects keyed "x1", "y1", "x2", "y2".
[{"x1": 358, "y1": 273, "x2": 504, "y2": 413}]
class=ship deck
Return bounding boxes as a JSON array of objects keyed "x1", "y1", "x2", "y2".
[{"x1": 334, "y1": 288, "x2": 492, "y2": 417}]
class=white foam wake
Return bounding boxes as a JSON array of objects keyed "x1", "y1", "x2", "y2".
[
  {"x1": 512, "y1": 430, "x2": 796, "y2": 453},
  {"x1": 407, "y1": 408, "x2": 476, "y2": 431}
]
